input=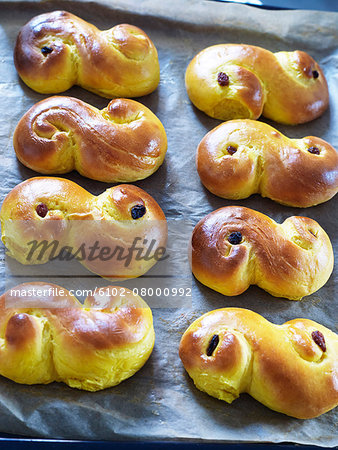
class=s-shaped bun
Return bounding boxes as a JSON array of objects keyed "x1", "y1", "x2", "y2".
[
  {"x1": 0, "y1": 283, "x2": 154, "y2": 391},
  {"x1": 191, "y1": 206, "x2": 333, "y2": 300},
  {"x1": 14, "y1": 96, "x2": 167, "y2": 183},
  {"x1": 197, "y1": 119, "x2": 338, "y2": 207},
  {"x1": 179, "y1": 308, "x2": 338, "y2": 419},
  {"x1": 14, "y1": 11, "x2": 160, "y2": 97},
  {"x1": 186, "y1": 44, "x2": 328, "y2": 124},
  {"x1": 0, "y1": 178, "x2": 167, "y2": 279}
]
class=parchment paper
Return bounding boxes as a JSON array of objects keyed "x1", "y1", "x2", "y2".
[{"x1": 0, "y1": 0, "x2": 337, "y2": 445}]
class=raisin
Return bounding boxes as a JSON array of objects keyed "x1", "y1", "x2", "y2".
[
  {"x1": 41, "y1": 46, "x2": 53, "y2": 55},
  {"x1": 312, "y1": 70, "x2": 319, "y2": 79},
  {"x1": 206, "y1": 334, "x2": 219, "y2": 356},
  {"x1": 308, "y1": 146, "x2": 320, "y2": 155},
  {"x1": 36, "y1": 203, "x2": 48, "y2": 218},
  {"x1": 227, "y1": 145, "x2": 237, "y2": 155},
  {"x1": 228, "y1": 232, "x2": 242, "y2": 245},
  {"x1": 131, "y1": 205, "x2": 146, "y2": 219},
  {"x1": 217, "y1": 72, "x2": 229, "y2": 87},
  {"x1": 311, "y1": 330, "x2": 326, "y2": 352}
]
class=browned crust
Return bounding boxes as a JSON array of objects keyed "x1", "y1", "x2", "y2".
[
  {"x1": 0, "y1": 282, "x2": 152, "y2": 351},
  {"x1": 0, "y1": 177, "x2": 165, "y2": 222},
  {"x1": 5, "y1": 313, "x2": 38, "y2": 348},
  {"x1": 185, "y1": 44, "x2": 329, "y2": 124},
  {"x1": 197, "y1": 120, "x2": 338, "y2": 207},
  {"x1": 179, "y1": 327, "x2": 244, "y2": 373},
  {"x1": 14, "y1": 10, "x2": 160, "y2": 97},
  {"x1": 190, "y1": 206, "x2": 333, "y2": 299},
  {"x1": 179, "y1": 308, "x2": 338, "y2": 419},
  {"x1": 13, "y1": 96, "x2": 167, "y2": 183},
  {"x1": 0, "y1": 177, "x2": 167, "y2": 279}
]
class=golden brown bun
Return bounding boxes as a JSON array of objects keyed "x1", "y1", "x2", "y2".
[
  {"x1": 185, "y1": 44, "x2": 328, "y2": 124},
  {"x1": 0, "y1": 282, "x2": 154, "y2": 391},
  {"x1": 197, "y1": 120, "x2": 338, "y2": 207},
  {"x1": 14, "y1": 10, "x2": 160, "y2": 97},
  {"x1": 179, "y1": 308, "x2": 338, "y2": 419},
  {"x1": 14, "y1": 96, "x2": 167, "y2": 183},
  {"x1": 0, "y1": 177, "x2": 167, "y2": 279},
  {"x1": 191, "y1": 206, "x2": 333, "y2": 300}
]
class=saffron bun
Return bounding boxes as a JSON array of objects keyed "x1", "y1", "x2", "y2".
[
  {"x1": 196, "y1": 119, "x2": 338, "y2": 207},
  {"x1": 0, "y1": 282, "x2": 154, "y2": 391},
  {"x1": 14, "y1": 10, "x2": 160, "y2": 98},
  {"x1": 185, "y1": 44, "x2": 329, "y2": 124},
  {"x1": 190, "y1": 206, "x2": 333, "y2": 300},
  {"x1": 14, "y1": 96, "x2": 167, "y2": 183},
  {"x1": 0, "y1": 177, "x2": 167, "y2": 279},
  {"x1": 179, "y1": 308, "x2": 338, "y2": 419}
]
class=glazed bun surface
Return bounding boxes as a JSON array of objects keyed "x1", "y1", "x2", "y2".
[
  {"x1": 185, "y1": 44, "x2": 328, "y2": 124},
  {"x1": 14, "y1": 10, "x2": 160, "y2": 97},
  {"x1": 14, "y1": 96, "x2": 167, "y2": 183},
  {"x1": 179, "y1": 308, "x2": 338, "y2": 419},
  {"x1": 197, "y1": 119, "x2": 338, "y2": 207},
  {"x1": 0, "y1": 177, "x2": 167, "y2": 279},
  {"x1": 0, "y1": 282, "x2": 154, "y2": 391},
  {"x1": 190, "y1": 206, "x2": 333, "y2": 300}
]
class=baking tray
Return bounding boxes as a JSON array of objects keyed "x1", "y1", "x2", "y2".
[{"x1": 0, "y1": 0, "x2": 337, "y2": 446}]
